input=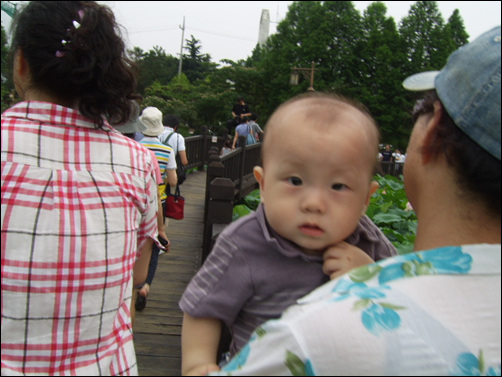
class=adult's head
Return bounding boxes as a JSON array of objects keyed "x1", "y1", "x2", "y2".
[
  {"x1": 163, "y1": 114, "x2": 180, "y2": 130},
  {"x1": 140, "y1": 107, "x2": 164, "y2": 137},
  {"x1": 255, "y1": 92, "x2": 380, "y2": 254},
  {"x1": 117, "y1": 101, "x2": 146, "y2": 135},
  {"x1": 10, "y1": 1, "x2": 139, "y2": 127},
  {"x1": 403, "y1": 26, "x2": 501, "y2": 222}
]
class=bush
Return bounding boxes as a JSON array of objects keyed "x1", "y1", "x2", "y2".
[
  {"x1": 367, "y1": 175, "x2": 417, "y2": 255},
  {"x1": 232, "y1": 175, "x2": 417, "y2": 255}
]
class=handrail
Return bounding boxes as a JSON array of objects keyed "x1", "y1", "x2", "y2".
[{"x1": 201, "y1": 135, "x2": 263, "y2": 261}]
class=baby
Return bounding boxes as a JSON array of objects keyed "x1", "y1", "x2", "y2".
[{"x1": 179, "y1": 92, "x2": 397, "y2": 375}]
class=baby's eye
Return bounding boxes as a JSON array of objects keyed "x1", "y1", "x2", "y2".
[
  {"x1": 288, "y1": 177, "x2": 303, "y2": 186},
  {"x1": 332, "y1": 183, "x2": 346, "y2": 191}
]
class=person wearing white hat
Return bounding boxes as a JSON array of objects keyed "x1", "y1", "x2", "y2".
[
  {"x1": 140, "y1": 107, "x2": 178, "y2": 188},
  {"x1": 137, "y1": 106, "x2": 177, "y2": 311},
  {"x1": 204, "y1": 26, "x2": 501, "y2": 376}
]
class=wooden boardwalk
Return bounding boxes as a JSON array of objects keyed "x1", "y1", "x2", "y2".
[{"x1": 133, "y1": 169, "x2": 207, "y2": 376}]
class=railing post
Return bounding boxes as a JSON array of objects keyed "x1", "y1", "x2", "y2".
[
  {"x1": 238, "y1": 135, "x2": 246, "y2": 198},
  {"x1": 204, "y1": 155, "x2": 223, "y2": 219},
  {"x1": 202, "y1": 158, "x2": 225, "y2": 260},
  {"x1": 202, "y1": 177, "x2": 235, "y2": 262},
  {"x1": 201, "y1": 126, "x2": 208, "y2": 171}
]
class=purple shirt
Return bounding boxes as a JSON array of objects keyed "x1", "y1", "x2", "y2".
[{"x1": 179, "y1": 204, "x2": 396, "y2": 356}]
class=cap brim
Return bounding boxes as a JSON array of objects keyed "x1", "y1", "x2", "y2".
[{"x1": 403, "y1": 71, "x2": 440, "y2": 91}]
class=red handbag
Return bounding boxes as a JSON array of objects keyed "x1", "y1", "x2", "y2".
[{"x1": 163, "y1": 184, "x2": 185, "y2": 220}]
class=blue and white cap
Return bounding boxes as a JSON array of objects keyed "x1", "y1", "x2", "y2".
[{"x1": 403, "y1": 26, "x2": 501, "y2": 161}]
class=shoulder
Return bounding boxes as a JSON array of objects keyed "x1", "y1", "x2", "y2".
[{"x1": 220, "y1": 211, "x2": 261, "y2": 238}]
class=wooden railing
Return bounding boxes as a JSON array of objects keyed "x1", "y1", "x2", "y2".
[
  {"x1": 201, "y1": 135, "x2": 263, "y2": 261},
  {"x1": 377, "y1": 161, "x2": 404, "y2": 178}
]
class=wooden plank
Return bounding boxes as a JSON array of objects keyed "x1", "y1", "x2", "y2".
[{"x1": 133, "y1": 170, "x2": 207, "y2": 376}]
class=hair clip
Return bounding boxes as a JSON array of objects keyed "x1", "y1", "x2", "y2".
[
  {"x1": 72, "y1": 20, "x2": 81, "y2": 29},
  {"x1": 61, "y1": 39, "x2": 69, "y2": 45},
  {"x1": 55, "y1": 50, "x2": 66, "y2": 58}
]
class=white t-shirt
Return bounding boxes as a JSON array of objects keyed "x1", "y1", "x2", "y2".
[{"x1": 159, "y1": 126, "x2": 186, "y2": 156}]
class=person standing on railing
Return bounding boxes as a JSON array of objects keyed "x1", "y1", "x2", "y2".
[{"x1": 226, "y1": 96, "x2": 252, "y2": 134}]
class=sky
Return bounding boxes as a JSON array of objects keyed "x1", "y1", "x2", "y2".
[{"x1": 2, "y1": 1, "x2": 501, "y2": 64}]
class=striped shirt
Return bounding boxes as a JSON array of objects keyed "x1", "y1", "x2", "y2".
[
  {"x1": 139, "y1": 136, "x2": 176, "y2": 178},
  {"x1": 1, "y1": 101, "x2": 159, "y2": 375}
]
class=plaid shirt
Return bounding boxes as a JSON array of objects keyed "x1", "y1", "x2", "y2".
[{"x1": 1, "y1": 101, "x2": 159, "y2": 375}]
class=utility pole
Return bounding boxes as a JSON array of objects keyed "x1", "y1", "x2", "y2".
[{"x1": 178, "y1": 16, "x2": 185, "y2": 76}]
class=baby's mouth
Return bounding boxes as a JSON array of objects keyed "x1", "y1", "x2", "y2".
[{"x1": 298, "y1": 223, "x2": 324, "y2": 237}]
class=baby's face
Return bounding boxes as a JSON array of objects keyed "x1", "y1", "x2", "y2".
[{"x1": 254, "y1": 99, "x2": 378, "y2": 255}]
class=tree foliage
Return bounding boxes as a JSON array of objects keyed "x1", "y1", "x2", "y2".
[
  {"x1": 181, "y1": 35, "x2": 218, "y2": 83},
  {"x1": 1, "y1": 24, "x2": 14, "y2": 114},
  {"x1": 1, "y1": 1, "x2": 470, "y2": 148}
]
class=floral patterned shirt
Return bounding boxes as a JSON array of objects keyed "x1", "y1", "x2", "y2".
[{"x1": 211, "y1": 244, "x2": 501, "y2": 376}]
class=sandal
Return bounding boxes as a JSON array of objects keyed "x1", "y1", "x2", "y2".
[
  {"x1": 135, "y1": 292, "x2": 147, "y2": 311},
  {"x1": 135, "y1": 283, "x2": 149, "y2": 311}
]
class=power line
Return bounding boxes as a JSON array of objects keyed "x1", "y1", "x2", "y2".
[
  {"x1": 187, "y1": 27, "x2": 256, "y2": 42},
  {"x1": 128, "y1": 24, "x2": 256, "y2": 43}
]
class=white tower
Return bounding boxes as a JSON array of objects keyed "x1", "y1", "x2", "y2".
[{"x1": 258, "y1": 9, "x2": 270, "y2": 47}]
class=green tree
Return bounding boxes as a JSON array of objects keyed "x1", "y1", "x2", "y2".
[
  {"x1": 356, "y1": 2, "x2": 410, "y2": 148},
  {"x1": 129, "y1": 46, "x2": 147, "y2": 63},
  {"x1": 444, "y1": 9, "x2": 469, "y2": 50},
  {"x1": 127, "y1": 1, "x2": 469, "y2": 142},
  {"x1": 399, "y1": 1, "x2": 449, "y2": 74},
  {"x1": 181, "y1": 35, "x2": 218, "y2": 83},
  {"x1": 136, "y1": 46, "x2": 179, "y2": 94},
  {"x1": 1, "y1": 24, "x2": 15, "y2": 113},
  {"x1": 320, "y1": 1, "x2": 364, "y2": 95},
  {"x1": 143, "y1": 73, "x2": 198, "y2": 128},
  {"x1": 248, "y1": 1, "x2": 331, "y2": 121}
]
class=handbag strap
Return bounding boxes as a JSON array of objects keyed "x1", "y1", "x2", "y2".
[{"x1": 168, "y1": 183, "x2": 181, "y2": 197}]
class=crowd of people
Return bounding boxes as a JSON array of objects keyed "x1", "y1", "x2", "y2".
[
  {"x1": 378, "y1": 144, "x2": 407, "y2": 175},
  {"x1": 222, "y1": 97, "x2": 264, "y2": 155},
  {"x1": 1, "y1": 1, "x2": 499, "y2": 376}
]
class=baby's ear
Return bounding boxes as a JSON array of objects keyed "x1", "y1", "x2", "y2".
[
  {"x1": 362, "y1": 181, "x2": 379, "y2": 215},
  {"x1": 253, "y1": 166, "x2": 265, "y2": 203}
]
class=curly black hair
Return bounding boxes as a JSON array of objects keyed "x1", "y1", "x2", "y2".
[{"x1": 10, "y1": 1, "x2": 140, "y2": 127}]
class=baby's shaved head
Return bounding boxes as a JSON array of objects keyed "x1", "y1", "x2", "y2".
[{"x1": 262, "y1": 92, "x2": 381, "y2": 172}]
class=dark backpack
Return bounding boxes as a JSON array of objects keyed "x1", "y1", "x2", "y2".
[{"x1": 164, "y1": 132, "x2": 187, "y2": 185}]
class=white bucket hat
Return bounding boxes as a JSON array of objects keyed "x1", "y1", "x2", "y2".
[{"x1": 140, "y1": 107, "x2": 164, "y2": 137}]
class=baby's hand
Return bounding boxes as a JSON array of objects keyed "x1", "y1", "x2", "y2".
[{"x1": 322, "y1": 242, "x2": 374, "y2": 280}]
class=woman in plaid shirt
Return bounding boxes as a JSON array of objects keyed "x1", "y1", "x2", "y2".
[{"x1": 1, "y1": 2, "x2": 162, "y2": 375}]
